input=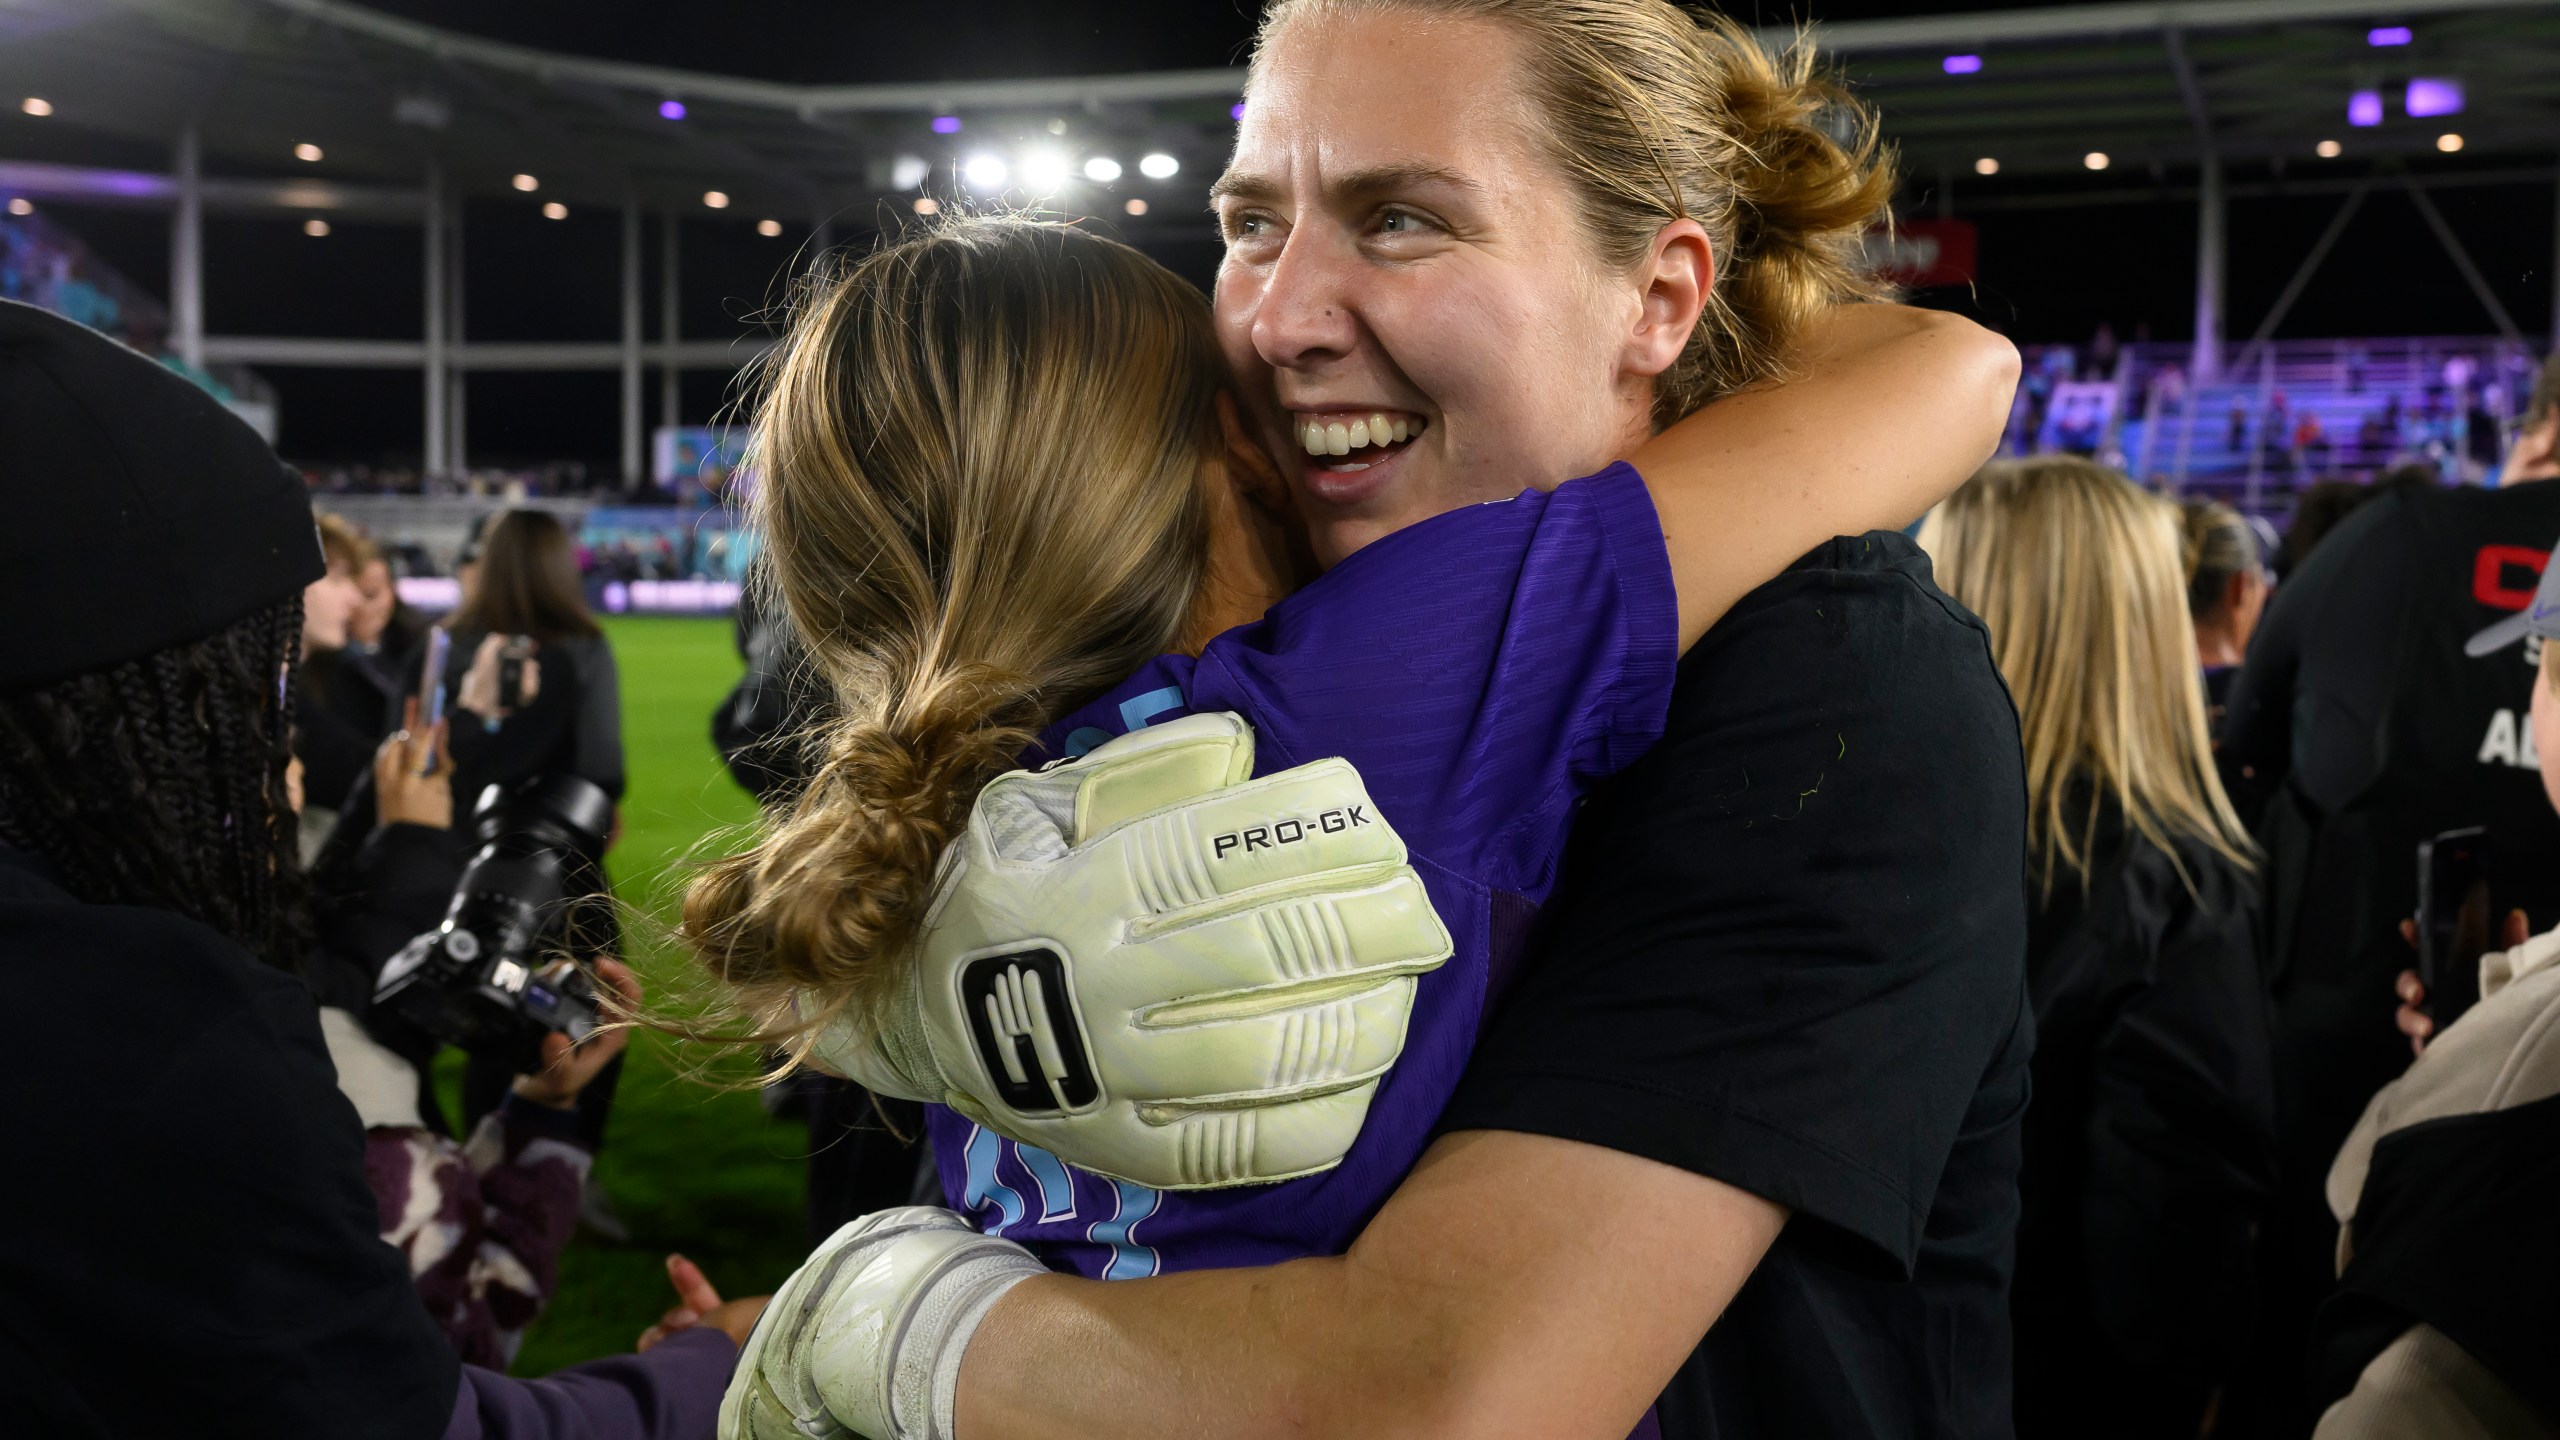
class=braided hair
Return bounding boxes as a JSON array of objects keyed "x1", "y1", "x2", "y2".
[{"x1": 0, "y1": 596, "x2": 312, "y2": 974}]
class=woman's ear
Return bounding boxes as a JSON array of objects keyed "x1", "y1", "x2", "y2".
[
  {"x1": 1622, "y1": 219, "x2": 1715, "y2": 382},
  {"x1": 1215, "y1": 389, "x2": 1291, "y2": 514}
]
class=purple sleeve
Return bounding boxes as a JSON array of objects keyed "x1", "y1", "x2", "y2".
[
  {"x1": 443, "y1": 1327, "x2": 737, "y2": 1440},
  {"x1": 1196, "y1": 464, "x2": 1677, "y2": 886}
]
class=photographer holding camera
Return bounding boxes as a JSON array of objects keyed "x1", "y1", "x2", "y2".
[
  {"x1": 307, "y1": 704, "x2": 642, "y2": 1368},
  {"x1": 423, "y1": 508, "x2": 632, "y2": 1227},
  {"x1": 0, "y1": 299, "x2": 750, "y2": 1437}
]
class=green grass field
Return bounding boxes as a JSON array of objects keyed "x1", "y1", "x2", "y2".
[{"x1": 453, "y1": 615, "x2": 816, "y2": 1374}]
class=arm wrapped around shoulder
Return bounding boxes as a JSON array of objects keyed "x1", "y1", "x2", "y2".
[{"x1": 806, "y1": 712, "x2": 1455, "y2": 1189}]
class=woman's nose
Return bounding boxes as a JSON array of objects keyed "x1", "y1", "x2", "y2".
[{"x1": 1248, "y1": 229, "x2": 1363, "y2": 374}]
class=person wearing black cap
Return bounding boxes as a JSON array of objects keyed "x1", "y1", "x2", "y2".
[
  {"x1": 2216, "y1": 352, "x2": 2560, "y2": 1432},
  {"x1": 0, "y1": 298, "x2": 753, "y2": 1437}
]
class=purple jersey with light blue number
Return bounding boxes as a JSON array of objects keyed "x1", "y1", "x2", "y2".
[{"x1": 925, "y1": 464, "x2": 1677, "y2": 1278}]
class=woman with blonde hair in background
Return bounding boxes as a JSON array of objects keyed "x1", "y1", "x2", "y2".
[{"x1": 1923, "y1": 457, "x2": 2278, "y2": 1439}]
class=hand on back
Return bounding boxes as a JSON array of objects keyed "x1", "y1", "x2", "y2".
[{"x1": 807, "y1": 713, "x2": 1453, "y2": 1189}]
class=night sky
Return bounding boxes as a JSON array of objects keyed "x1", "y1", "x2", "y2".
[{"x1": 8, "y1": 0, "x2": 2553, "y2": 471}]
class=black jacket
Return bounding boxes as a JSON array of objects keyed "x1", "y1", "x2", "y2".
[
  {"x1": 0, "y1": 846, "x2": 736, "y2": 1437},
  {"x1": 433, "y1": 630, "x2": 626, "y2": 806},
  {"x1": 0, "y1": 846, "x2": 459, "y2": 1437},
  {"x1": 2012, "y1": 800, "x2": 2277, "y2": 1438}
]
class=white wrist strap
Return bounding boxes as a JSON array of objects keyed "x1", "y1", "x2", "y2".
[{"x1": 888, "y1": 1246, "x2": 1046, "y2": 1440}]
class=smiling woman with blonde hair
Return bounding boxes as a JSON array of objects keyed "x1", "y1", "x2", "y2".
[{"x1": 1921, "y1": 456, "x2": 2277, "y2": 1438}]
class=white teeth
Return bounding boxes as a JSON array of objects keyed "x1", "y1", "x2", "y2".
[{"x1": 1295, "y1": 413, "x2": 1421, "y2": 456}]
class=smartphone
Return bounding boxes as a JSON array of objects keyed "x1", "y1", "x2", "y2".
[
  {"x1": 418, "y1": 626, "x2": 452, "y2": 773},
  {"x1": 495, "y1": 635, "x2": 534, "y2": 710},
  {"x1": 2416, "y1": 826, "x2": 2491, "y2": 1030}
]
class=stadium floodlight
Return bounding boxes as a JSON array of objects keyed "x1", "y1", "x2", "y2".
[
  {"x1": 7, "y1": 197, "x2": 32, "y2": 215},
  {"x1": 962, "y1": 153, "x2": 1009, "y2": 190},
  {"x1": 303, "y1": 218, "x2": 330, "y2": 236},
  {"x1": 1084, "y1": 155, "x2": 1123, "y2": 183},
  {"x1": 512, "y1": 173, "x2": 540, "y2": 192},
  {"x1": 913, "y1": 196, "x2": 942, "y2": 215},
  {"x1": 2316, "y1": 139, "x2": 2343, "y2": 158},
  {"x1": 542, "y1": 201, "x2": 568, "y2": 220},
  {"x1": 1047, "y1": 118, "x2": 1069, "y2": 136},
  {"x1": 20, "y1": 97, "x2": 52, "y2": 117},
  {"x1": 2083, "y1": 151, "x2": 2110, "y2": 171},
  {"x1": 2437, "y1": 132, "x2": 2464, "y2": 152},
  {"x1": 1974, "y1": 156, "x2": 2000, "y2": 176},
  {"x1": 659, "y1": 99, "x2": 687, "y2": 120},
  {"x1": 933, "y1": 115, "x2": 963, "y2": 135},
  {"x1": 1020, "y1": 148, "x2": 1072, "y2": 193},
  {"x1": 294, "y1": 142, "x2": 324, "y2": 162},
  {"x1": 2405, "y1": 78, "x2": 2464, "y2": 118},
  {"x1": 1942, "y1": 54, "x2": 1983, "y2": 75},
  {"x1": 1139, "y1": 152, "x2": 1180, "y2": 180},
  {"x1": 702, "y1": 190, "x2": 731, "y2": 209},
  {"x1": 2368, "y1": 25, "x2": 2413, "y2": 46},
  {"x1": 891, "y1": 155, "x2": 932, "y2": 190},
  {"x1": 756, "y1": 218, "x2": 783, "y2": 237},
  {"x1": 1125, "y1": 197, "x2": 1149, "y2": 216},
  {"x1": 2348, "y1": 90, "x2": 2384, "y2": 127}
]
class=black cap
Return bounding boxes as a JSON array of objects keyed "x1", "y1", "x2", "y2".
[{"x1": 0, "y1": 299, "x2": 323, "y2": 691}]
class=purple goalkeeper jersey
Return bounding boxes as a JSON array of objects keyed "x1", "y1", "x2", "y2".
[{"x1": 925, "y1": 463, "x2": 1678, "y2": 1278}]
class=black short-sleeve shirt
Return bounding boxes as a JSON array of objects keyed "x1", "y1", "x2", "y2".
[{"x1": 1438, "y1": 532, "x2": 2034, "y2": 1439}]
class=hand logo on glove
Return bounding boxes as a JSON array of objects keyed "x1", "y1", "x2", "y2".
[{"x1": 808, "y1": 712, "x2": 1453, "y2": 1190}]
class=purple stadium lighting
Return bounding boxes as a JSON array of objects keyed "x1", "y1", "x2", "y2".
[
  {"x1": 659, "y1": 99, "x2": 686, "y2": 120},
  {"x1": 2368, "y1": 25, "x2": 2413, "y2": 46},
  {"x1": 1942, "y1": 54, "x2": 1983, "y2": 75},
  {"x1": 2405, "y1": 77, "x2": 2465, "y2": 118},
  {"x1": 1231, "y1": 102, "x2": 1247, "y2": 120},
  {"x1": 2348, "y1": 89, "x2": 2385, "y2": 127},
  {"x1": 932, "y1": 115, "x2": 963, "y2": 135}
]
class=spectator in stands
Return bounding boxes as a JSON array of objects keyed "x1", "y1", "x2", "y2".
[
  {"x1": 0, "y1": 295, "x2": 746, "y2": 1437},
  {"x1": 426, "y1": 507, "x2": 631, "y2": 1231},
  {"x1": 2217, "y1": 353, "x2": 2560, "y2": 1434},
  {"x1": 1925, "y1": 458, "x2": 2275, "y2": 1439},
  {"x1": 2182, "y1": 498, "x2": 2271, "y2": 726}
]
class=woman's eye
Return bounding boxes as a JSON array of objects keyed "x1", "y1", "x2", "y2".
[{"x1": 1374, "y1": 209, "x2": 1436, "y2": 238}]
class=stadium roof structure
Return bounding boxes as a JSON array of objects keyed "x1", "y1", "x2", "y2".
[
  {"x1": 2, "y1": 0, "x2": 2556, "y2": 481},
  {"x1": 1, "y1": 0, "x2": 2555, "y2": 218}
]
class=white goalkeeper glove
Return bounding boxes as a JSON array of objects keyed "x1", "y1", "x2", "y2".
[
  {"x1": 807, "y1": 711, "x2": 1452, "y2": 1189},
  {"x1": 719, "y1": 1206, "x2": 1043, "y2": 1440}
]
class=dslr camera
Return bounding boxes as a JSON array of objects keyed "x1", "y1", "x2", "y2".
[{"x1": 374, "y1": 773, "x2": 615, "y2": 1073}]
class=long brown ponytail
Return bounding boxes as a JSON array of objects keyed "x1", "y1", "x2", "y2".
[{"x1": 684, "y1": 219, "x2": 1223, "y2": 1043}]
